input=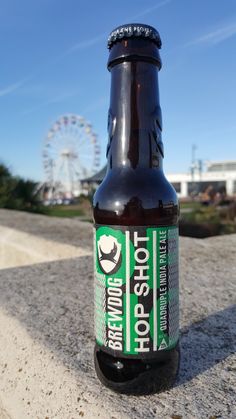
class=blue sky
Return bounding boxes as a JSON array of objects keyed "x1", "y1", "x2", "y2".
[{"x1": 0, "y1": 0, "x2": 236, "y2": 181}]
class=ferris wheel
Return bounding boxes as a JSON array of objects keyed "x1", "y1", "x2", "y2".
[{"x1": 43, "y1": 114, "x2": 100, "y2": 200}]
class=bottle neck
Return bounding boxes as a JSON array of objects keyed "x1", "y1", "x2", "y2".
[{"x1": 107, "y1": 60, "x2": 164, "y2": 170}]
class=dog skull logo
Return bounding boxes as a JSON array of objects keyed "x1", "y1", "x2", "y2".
[{"x1": 97, "y1": 234, "x2": 122, "y2": 274}]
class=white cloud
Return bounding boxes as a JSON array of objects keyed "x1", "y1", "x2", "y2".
[
  {"x1": 66, "y1": 34, "x2": 106, "y2": 55},
  {"x1": 130, "y1": 0, "x2": 172, "y2": 20},
  {"x1": 21, "y1": 89, "x2": 80, "y2": 115},
  {"x1": 188, "y1": 21, "x2": 236, "y2": 47},
  {"x1": 0, "y1": 79, "x2": 27, "y2": 97}
]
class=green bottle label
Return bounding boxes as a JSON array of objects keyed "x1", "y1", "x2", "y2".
[{"x1": 94, "y1": 225, "x2": 179, "y2": 358}]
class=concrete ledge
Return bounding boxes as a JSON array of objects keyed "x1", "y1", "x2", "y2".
[
  {"x1": 0, "y1": 226, "x2": 91, "y2": 269},
  {"x1": 0, "y1": 209, "x2": 235, "y2": 418}
]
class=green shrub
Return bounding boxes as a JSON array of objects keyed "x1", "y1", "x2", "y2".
[{"x1": 0, "y1": 162, "x2": 42, "y2": 212}]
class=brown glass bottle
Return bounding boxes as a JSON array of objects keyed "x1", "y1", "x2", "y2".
[{"x1": 93, "y1": 24, "x2": 180, "y2": 395}]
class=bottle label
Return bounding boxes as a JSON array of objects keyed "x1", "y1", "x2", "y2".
[{"x1": 94, "y1": 225, "x2": 179, "y2": 358}]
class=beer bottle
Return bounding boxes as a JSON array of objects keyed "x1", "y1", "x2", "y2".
[{"x1": 93, "y1": 23, "x2": 180, "y2": 395}]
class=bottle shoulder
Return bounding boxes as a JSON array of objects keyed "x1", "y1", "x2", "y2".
[
  {"x1": 93, "y1": 168, "x2": 179, "y2": 226},
  {"x1": 94, "y1": 168, "x2": 177, "y2": 204}
]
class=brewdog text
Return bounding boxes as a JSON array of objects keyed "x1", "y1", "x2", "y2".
[{"x1": 107, "y1": 277, "x2": 123, "y2": 350}]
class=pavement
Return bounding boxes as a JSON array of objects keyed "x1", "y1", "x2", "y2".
[{"x1": 0, "y1": 209, "x2": 235, "y2": 419}]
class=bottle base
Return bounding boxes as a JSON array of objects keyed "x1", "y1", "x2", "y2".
[{"x1": 94, "y1": 343, "x2": 180, "y2": 395}]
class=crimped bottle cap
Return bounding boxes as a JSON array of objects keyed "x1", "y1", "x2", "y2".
[{"x1": 107, "y1": 23, "x2": 162, "y2": 49}]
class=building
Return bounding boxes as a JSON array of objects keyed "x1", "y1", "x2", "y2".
[{"x1": 168, "y1": 161, "x2": 236, "y2": 199}]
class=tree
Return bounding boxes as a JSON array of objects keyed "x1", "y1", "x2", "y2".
[
  {"x1": 11, "y1": 178, "x2": 41, "y2": 210},
  {"x1": 0, "y1": 163, "x2": 18, "y2": 207},
  {"x1": 0, "y1": 162, "x2": 41, "y2": 211}
]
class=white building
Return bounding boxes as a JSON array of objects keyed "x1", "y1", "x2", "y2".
[{"x1": 167, "y1": 161, "x2": 236, "y2": 199}]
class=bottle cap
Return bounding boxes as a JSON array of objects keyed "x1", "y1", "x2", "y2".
[{"x1": 107, "y1": 23, "x2": 162, "y2": 49}]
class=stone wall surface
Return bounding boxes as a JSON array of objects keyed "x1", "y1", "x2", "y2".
[{"x1": 0, "y1": 209, "x2": 235, "y2": 419}]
